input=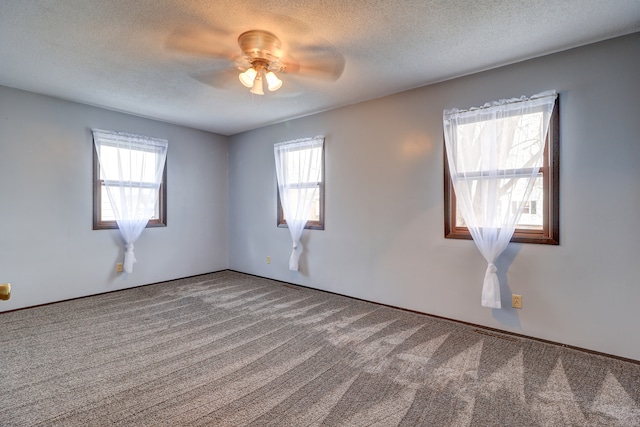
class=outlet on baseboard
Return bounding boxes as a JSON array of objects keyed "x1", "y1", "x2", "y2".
[
  {"x1": 512, "y1": 294, "x2": 522, "y2": 309},
  {"x1": 267, "y1": 256, "x2": 271, "y2": 264},
  {"x1": 116, "y1": 263, "x2": 123, "y2": 273}
]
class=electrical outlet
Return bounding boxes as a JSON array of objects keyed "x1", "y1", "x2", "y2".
[
  {"x1": 267, "y1": 256, "x2": 271, "y2": 264},
  {"x1": 512, "y1": 294, "x2": 522, "y2": 309},
  {"x1": 116, "y1": 263, "x2": 123, "y2": 273}
]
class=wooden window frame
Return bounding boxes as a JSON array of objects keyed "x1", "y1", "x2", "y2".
[
  {"x1": 444, "y1": 98, "x2": 559, "y2": 245},
  {"x1": 276, "y1": 145, "x2": 325, "y2": 231},
  {"x1": 93, "y1": 142, "x2": 167, "y2": 230}
]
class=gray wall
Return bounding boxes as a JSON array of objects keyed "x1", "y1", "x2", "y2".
[
  {"x1": 0, "y1": 86, "x2": 228, "y2": 310},
  {"x1": 228, "y1": 33, "x2": 640, "y2": 360}
]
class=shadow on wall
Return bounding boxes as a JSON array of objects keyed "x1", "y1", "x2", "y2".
[{"x1": 492, "y1": 243, "x2": 523, "y2": 329}]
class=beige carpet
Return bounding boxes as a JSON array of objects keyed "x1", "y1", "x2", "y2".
[{"x1": 1, "y1": 270, "x2": 639, "y2": 426}]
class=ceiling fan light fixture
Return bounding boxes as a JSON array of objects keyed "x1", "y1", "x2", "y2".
[
  {"x1": 265, "y1": 71, "x2": 282, "y2": 91},
  {"x1": 250, "y1": 74, "x2": 264, "y2": 95},
  {"x1": 239, "y1": 67, "x2": 257, "y2": 88},
  {"x1": 237, "y1": 30, "x2": 288, "y2": 95}
]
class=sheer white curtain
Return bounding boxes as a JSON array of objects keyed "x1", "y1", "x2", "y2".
[
  {"x1": 443, "y1": 91, "x2": 557, "y2": 308},
  {"x1": 92, "y1": 129, "x2": 168, "y2": 273},
  {"x1": 274, "y1": 136, "x2": 324, "y2": 271}
]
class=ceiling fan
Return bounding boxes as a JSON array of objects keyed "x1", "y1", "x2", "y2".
[
  {"x1": 166, "y1": 23, "x2": 345, "y2": 96},
  {"x1": 237, "y1": 30, "x2": 288, "y2": 95}
]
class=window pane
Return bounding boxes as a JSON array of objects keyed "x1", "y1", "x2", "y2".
[
  {"x1": 282, "y1": 146, "x2": 323, "y2": 184},
  {"x1": 101, "y1": 186, "x2": 116, "y2": 221},
  {"x1": 456, "y1": 175, "x2": 543, "y2": 230},
  {"x1": 99, "y1": 145, "x2": 161, "y2": 183},
  {"x1": 516, "y1": 176, "x2": 544, "y2": 230},
  {"x1": 455, "y1": 112, "x2": 545, "y2": 172},
  {"x1": 282, "y1": 185, "x2": 320, "y2": 222},
  {"x1": 102, "y1": 185, "x2": 160, "y2": 221}
]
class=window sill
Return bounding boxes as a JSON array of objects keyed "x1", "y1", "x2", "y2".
[
  {"x1": 277, "y1": 222, "x2": 324, "y2": 231},
  {"x1": 93, "y1": 220, "x2": 167, "y2": 231},
  {"x1": 445, "y1": 228, "x2": 558, "y2": 245}
]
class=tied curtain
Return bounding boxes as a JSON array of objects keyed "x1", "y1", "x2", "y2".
[
  {"x1": 274, "y1": 136, "x2": 324, "y2": 271},
  {"x1": 443, "y1": 91, "x2": 557, "y2": 308},
  {"x1": 92, "y1": 129, "x2": 168, "y2": 273}
]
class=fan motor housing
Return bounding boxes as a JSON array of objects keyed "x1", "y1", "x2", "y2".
[{"x1": 238, "y1": 30, "x2": 283, "y2": 71}]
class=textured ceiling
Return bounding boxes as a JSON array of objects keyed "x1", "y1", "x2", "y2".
[{"x1": 1, "y1": 1, "x2": 639, "y2": 135}]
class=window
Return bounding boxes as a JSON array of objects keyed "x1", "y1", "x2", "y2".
[
  {"x1": 444, "y1": 97, "x2": 559, "y2": 244},
  {"x1": 276, "y1": 140, "x2": 324, "y2": 230},
  {"x1": 93, "y1": 136, "x2": 167, "y2": 230}
]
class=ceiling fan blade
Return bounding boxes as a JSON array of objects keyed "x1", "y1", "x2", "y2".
[
  {"x1": 192, "y1": 67, "x2": 240, "y2": 90},
  {"x1": 284, "y1": 46, "x2": 345, "y2": 81},
  {"x1": 239, "y1": 10, "x2": 311, "y2": 39},
  {"x1": 280, "y1": 54, "x2": 300, "y2": 74},
  {"x1": 165, "y1": 26, "x2": 235, "y2": 59}
]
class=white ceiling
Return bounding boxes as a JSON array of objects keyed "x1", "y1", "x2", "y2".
[{"x1": 1, "y1": 1, "x2": 639, "y2": 136}]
